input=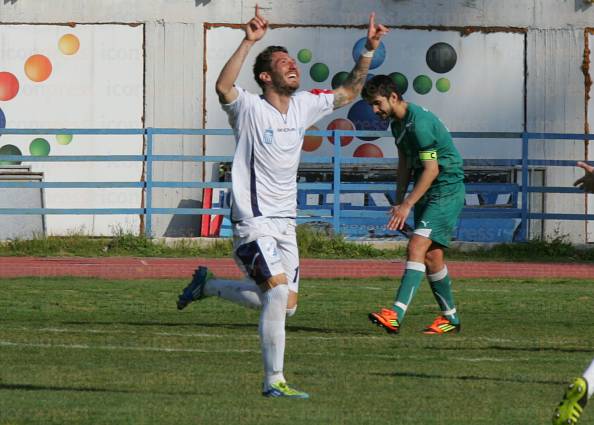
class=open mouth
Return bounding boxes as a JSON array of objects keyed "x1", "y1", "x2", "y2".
[{"x1": 286, "y1": 72, "x2": 298, "y2": 81}]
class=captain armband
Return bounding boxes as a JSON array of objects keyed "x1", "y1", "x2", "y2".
[{"x1": 419, "y1": 150, "x2": 437, "y2": 161}]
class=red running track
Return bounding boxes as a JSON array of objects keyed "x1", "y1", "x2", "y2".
[{"x1": 1, "y1": 257, "x2": 594, "y2": 280}]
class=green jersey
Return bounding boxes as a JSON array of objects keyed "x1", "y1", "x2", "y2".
[{"x1": 391, "y1": 103, "x2": 464, "y2": 195}]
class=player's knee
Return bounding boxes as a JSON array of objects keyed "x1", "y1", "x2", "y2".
[
  {"x1": 259, "y1": 273, "x2": 288, "y2": 292},
  {"x1": 425, "y1": 250, "x2": 442, "y2": 267},
  {"x1": 286, "y1": 305, "x2": 297, "y2": 317}
]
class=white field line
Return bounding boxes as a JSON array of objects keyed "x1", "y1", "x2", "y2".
[{"x1": 0, "y1": 340, "x2": 532, "y2": 362}]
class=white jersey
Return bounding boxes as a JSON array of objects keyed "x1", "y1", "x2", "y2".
[{"x1": 222, "y1": 86, "x2": 334, "y2": 222}]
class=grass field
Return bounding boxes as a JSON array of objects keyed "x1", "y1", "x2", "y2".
[{"x1": 0, "y1": 276, "x2": 593, "y2": 425}]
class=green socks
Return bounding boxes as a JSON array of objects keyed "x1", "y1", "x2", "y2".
[
  {"x1": 393, "y1": 261, "x2": 426, "y2": 323},
  {"x1": 427, "y1": 266, "x2": 459, "y2": 325}
]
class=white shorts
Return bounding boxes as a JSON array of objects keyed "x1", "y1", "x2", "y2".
[{"x1": 233, "y1": 217, "x2": 300, "y2": 293}]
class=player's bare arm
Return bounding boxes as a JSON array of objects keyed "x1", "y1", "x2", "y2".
[
  {"x1": 332, "y1": 12, "x2": 389, "y2": 109},
  {"x1": 387, "y1": 159, "x2": 438, "y2": 231},
  {"x1": 215, "y1": 4, "x2": 268, "y2": 104},
  {"x1": 574, "y1": 161, "x2": 594, "y2": 193}
]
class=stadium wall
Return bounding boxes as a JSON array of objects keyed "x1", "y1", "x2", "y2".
[{"x1": 1, "y1": 0, "x2": 593, "y2": 242}]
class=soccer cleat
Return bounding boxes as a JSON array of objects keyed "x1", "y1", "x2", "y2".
[
  {"x1": 553, "y1": 377, "x2": 589, "y2": 425},
  {"x1": 176, "y1": 266, "x2": 212, "y2": 310},
  {"x1": 368, "y1": 308, "x2": 400, "y2": 334},
  {"x1": 262, "y1": 382, "x2": 309, "y2": 399},
  {"x1": 422, "y1": 316, "x2": 461, "y2": 334}
]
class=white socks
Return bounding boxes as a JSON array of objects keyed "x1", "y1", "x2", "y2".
[
  {"x1": 583, "y1": 359, "x2": 594, "y2": 398},
  {"x1": 259, "y1": 284, "x2": 289, "y2": 389},
  {"x1": 203, "y1": 278, "x2": 263, "y2": 309}
]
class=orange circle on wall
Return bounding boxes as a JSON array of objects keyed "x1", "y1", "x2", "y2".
[
  {"x1": 302, "y1": 125, "x2": 323, "y2": 152},
  {"x1": 353, "y1": 143, "x2": 384, "y2": 158},
  {"x1": 0, "y1": 72, "x2": 19, "y2": 101},
  {"x1": 58, "y1": 34, "x2": 80, "y2": 55},
  {"x1": 24, "y1": 54, "x2": 52, "y2": 82}
]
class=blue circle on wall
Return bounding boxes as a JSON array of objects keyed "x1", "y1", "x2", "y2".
[
  {"x1": 347, "y1": 99, "x2": 390, "y2": 141},
  {"x1": 0, "y1": 108, "x2": 5, "y2": 133},
  {"x1": 352, "y1": 38, "x2": 386, "y2": 70}
]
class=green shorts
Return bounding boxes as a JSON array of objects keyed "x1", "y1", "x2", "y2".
[{"x1": 413, "y1": 183, "x2": 465, "y2": 248}]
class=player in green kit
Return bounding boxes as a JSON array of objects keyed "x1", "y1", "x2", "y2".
[{"x1": 362, "y1": 75, "x2": 465, "y2": 335}]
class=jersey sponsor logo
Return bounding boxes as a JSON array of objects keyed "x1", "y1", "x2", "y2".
[
  {"x1": 419, "y1": 150, "x2": 437, "y2": 160},
  {"x1": 263, "y1": 128, "x2": 274, "y2": 144},
  {"x1": 276, "y1": 127, "x2": 297, "y2": 132}
]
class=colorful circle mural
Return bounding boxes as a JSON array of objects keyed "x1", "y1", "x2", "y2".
[
  {"x1": 347, "y1": 99, "x2": 390, "y2": 141},
  {"x1": 30, "y1": 138, "x2": 50, "y2": 156},
  {"x1": 302, "y1": 126, "x2": 323, "y2": 152},
  {"x1": 0, "y1": 72, "x2": 19, "y2": 101},
  {"x1": 58, "y1": 34, "x2": 80, "y2": 55},
  {"x1": 352, "y1": 37, "x2": 386, "y2": 70},
  {"x1": 25, "y1": 54, "x2": 52, "y2": 82},
  {"x1": 0, "y1": 107, "x2": 5, "y2": 132},
  {"x1": 310, "y1": 63, "x2": 330, "y2": 83},
  {"x1": 436, "y1": 77, "x2": 451, "y2": 93},
  {"x1": 56, "y1": 134, "x2": 73, "y2": 145},
  {"x1": 0, "y1": 144, "x2": 22, "y2": 165},
  {"x1": 297, "y1": 48, "x2": 312, "y2": 63},
  {"x1": 389, "y1": 72, "x2": 408, "y2": 96},
  {"x1": 413, "y1": 75, "x2": 432, "y2": 95},
  {"x1": 331, "y1": 71, "x2": 349, "y2": 89},
  {"x1": 353, "y1": 143, "x2": 383, "y2": 158},
  {"x1": 426, "y1": 42, "x2": 457, "y2": 74},
  {"x1": 327, "y1": 118, "x2": 355, "y2": 146}
]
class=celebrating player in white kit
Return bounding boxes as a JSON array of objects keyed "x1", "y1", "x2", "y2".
[
  {"x1": 177, "y1": 5, "x2": 388, "y2": 398},
  {"x1": 551, "y1": 161, "x2": 594, "y2": 424}
]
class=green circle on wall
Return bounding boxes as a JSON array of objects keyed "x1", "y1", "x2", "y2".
[
  {"x1": 310, "y1": 63, "x2": 329, "y2": 83},
  {"x1": 30, "y1": 138, "x2": 50, "y2": 156},
  {"x1": 413, "y1": 75, "x2": 432, "y2": 95},
  {"x1": 389, "y1": 72, "x2": 408, "y2": 95},
  {"x1": 331, "y1": 71, "x2": 349, "y2": 89},
  {"x1": 0, "y1": 144, "x2": 22, "y2": 165},
  {"x1": 297, "y1": 49, "x2": 312, "y2": 63},
  {"x1": 56, "y1": 134, "x2": 73, "y2": 145},
  {"x1": 436, "y1": 78, "x2": 451, "y2": 93}
]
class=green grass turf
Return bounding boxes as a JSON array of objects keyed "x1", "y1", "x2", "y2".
[{"x1": 0, "y1": 276, "x2": 593, "y2": 425}]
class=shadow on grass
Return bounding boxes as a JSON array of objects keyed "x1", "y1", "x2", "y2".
[
  {"x1": 60, "y1": 320, "x2": 362, "y2": 334},
  {"x1": 434, "y1": 345, "x2": 594, "y2": 354},
  {"x1": 373, "y1": 371, "x2": 565, "y2": 386},
  {"x1": 0, "y1": 382, "x2": 201, "y2": 396}
]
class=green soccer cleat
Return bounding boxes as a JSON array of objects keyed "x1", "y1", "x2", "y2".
[
  {"x1": 553, "y1": 377, "x2": 589, "y2": 425},
  {"x1": 262, "y1": 382, "x2": 309, "y2": 399}
]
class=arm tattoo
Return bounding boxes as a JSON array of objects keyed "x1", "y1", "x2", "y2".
[{"x1": 333, "y1": 59, "x2": 370, "y2": 109}]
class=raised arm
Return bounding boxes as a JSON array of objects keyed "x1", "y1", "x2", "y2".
[
  {"x1": 332, "y1": 12, "x2": 389, "y2": 109},
  {"x1": 215, "y1": 4, "x2": 268, "y2": 104}
]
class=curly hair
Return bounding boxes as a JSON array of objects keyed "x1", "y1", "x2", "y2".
[
  {"x1": 361, "y1": 75, "x2": 403, "y2": 101},
  {"x1": 253, "y1": 45, "x2": 288, "y2": 90}
]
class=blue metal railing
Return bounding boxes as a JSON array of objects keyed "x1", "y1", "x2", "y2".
[{"x1": 1, "y1": 127, "x2": 593, "y2": 240}]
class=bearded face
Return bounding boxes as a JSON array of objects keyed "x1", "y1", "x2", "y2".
[{"x1": 266, "y1": 52, "x2": 300, "y2": 95}]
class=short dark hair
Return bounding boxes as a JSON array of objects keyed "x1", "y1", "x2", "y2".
[
  {"x1": 253, "y1": 45, "x2": 288, "y2": 90},
  {"x1": 361, "y1": 75, "x2": 403, "y2": 102}
]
